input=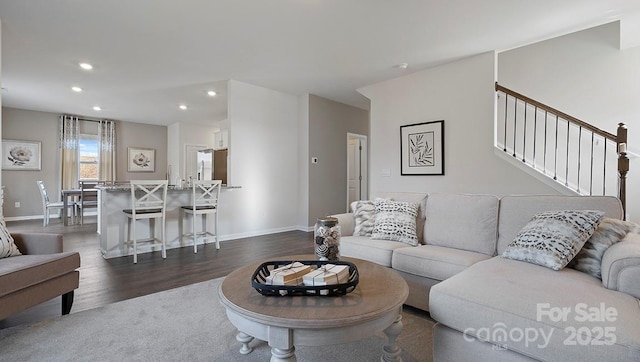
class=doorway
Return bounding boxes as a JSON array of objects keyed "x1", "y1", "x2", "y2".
[{"x1": 346, "y1": 133, "x2": 368, "y2": 211}]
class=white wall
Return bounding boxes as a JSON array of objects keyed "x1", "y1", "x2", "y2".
[
  {"x1": 498, "y1": 21, "x2": 640, "y2": 222},
  {"x1": 359, "y1": 51, "x2": 557, "y2": 197},
  {"x1": 221, "y1": 80, "x2": 300, "y2": 238},
  {"x1": 298, "y1": 94, "x2": 310, "y2": 230}
]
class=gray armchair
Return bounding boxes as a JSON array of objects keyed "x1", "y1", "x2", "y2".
[{"x1": 0, "y1": 233, "x2": 80, "y2": 320}]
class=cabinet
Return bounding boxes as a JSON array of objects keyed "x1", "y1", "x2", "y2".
[{"x1": 214, "y1": 130, "x2": 228, "y2": 150}]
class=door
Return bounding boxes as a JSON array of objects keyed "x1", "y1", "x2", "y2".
[{"x1": 347, "y1": 133, "x2": 368, "y2": 211}]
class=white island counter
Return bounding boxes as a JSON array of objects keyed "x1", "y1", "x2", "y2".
[{"x1": 97, "y1": 184, "x2": 239, "y2": 259}]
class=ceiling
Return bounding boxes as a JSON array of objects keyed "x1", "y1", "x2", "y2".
[{"x1": 1, "y1": 0, "x2": 639, "y2": 126}]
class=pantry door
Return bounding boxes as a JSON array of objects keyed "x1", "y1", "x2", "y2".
[{"x1": 346, "y1": 133, "x2": 368, "y2": 211}]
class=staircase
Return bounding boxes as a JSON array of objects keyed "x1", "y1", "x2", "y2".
[{"x1": 494, "y1": 82, "x2": 629, "y2": 218}]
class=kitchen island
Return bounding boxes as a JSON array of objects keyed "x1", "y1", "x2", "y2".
[{"x1": 97, "y1": 183, "x2": 240, "y2": 259}]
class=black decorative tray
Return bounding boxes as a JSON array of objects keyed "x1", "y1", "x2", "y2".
[{"x1": 251, "y1": 260, "x2": 359, "y2": 297}]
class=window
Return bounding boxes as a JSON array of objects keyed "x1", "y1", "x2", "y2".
[{"x1": 79, "y1": 134, "x2": 99, "y2": 180}]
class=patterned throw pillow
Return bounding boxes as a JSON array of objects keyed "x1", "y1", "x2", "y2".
[
  {"x1": 0, "y1": 218, "x2": 21, "y2": 258},
  {"x1": 371, "y1": 199, "x2": 419, "y2": 246},
  {"x1": 350, "y1": 200, "x2": 376, "y2": 236},
  {"x1": 568, "y1": 218, "x2": 640, "y2": 279},
  {"x1": 502, "y1": 210, "x2": 604, "y2": 271}
]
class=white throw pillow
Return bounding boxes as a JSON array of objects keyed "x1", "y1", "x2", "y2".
[
  {"x1": 371, "y1": 199, "x2": 419, "y2": 246},
  {"x1": 350, "y1": 200, "x2": 376, "y2": 236},
  {"x1": 502, "y1": 210, "x2": 604, "y2": 271},
  {"x1": 0, "y1": 218, "x2": 21, "y2": 258}
]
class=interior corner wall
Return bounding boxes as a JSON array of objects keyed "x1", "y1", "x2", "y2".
[
  {"x1": 167, "y1": 123, "x2": 180, "y2": 182},
  {"x1": 498, "y1": 21, "x2": 640, "y2": 222},
  {"x1": 307, "y1": 95, "x2": 369, "y2": 226},
  {"x1": 359, "y1": 51, "x2": 557, "y2": 197},
  {"x1": 225, "y1": 80, "x2": 299, "y2": 236},
  {"x1": 298, "y1": 94, "x2": 310, "y2": 230}
]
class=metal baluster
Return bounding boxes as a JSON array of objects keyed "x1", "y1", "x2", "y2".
[
  {"x1": 513, "y1": 98, "x2": 517, "y2": 158},
  {"x1": 554, "y1": 115, "x2": 559, "y2": 180},
  {"x1": 577, "y1": 126, "x2": 582, "y2": 193},
  {"x1": 522, "y1": 102, "x2": 527, "y2": 162},
  {"x1": 503, "y1": 93, "x2": 508, "y2": 152},
  {"x1": 532, "y1": 106, "x2": 538, "y2": 169},
  {"x1": 543, "y1": 111, "x2": 548, "y2": 175},
  {"x1": 603, "y1": 141, "x2": 607, "y2": 195},
  {"x1": 589, "y1": 132, "x2": 594, "y2": 196},
  {"x1": 565, "y1": 120, "x2": 570, "y2": 186}
]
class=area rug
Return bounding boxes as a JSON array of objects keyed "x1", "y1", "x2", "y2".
[{"x1": 0, "y1": 278, "x2": 433, "y2": 361}]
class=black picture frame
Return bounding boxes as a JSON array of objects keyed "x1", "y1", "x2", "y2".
[{"x1": 400, "y1": 120, "x2": 444, "y2": 175}]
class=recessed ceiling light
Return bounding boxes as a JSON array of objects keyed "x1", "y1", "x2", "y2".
[
  {"x1": 395, "y1": 63, "x2": 409, "y2": 69},
  {"x1": 93, "y1": 106, "x2": 101, "y2": 111},
  {"x1": 71, "y1": 86, "x2": 83, "y2": 92},
  {"x1": 79, "y1": 62, "x2": 93, "y2": 70},
  {"x1": 207, "y1": 90, "x2": 217, "y2": 97},
  {"x1": 179, "y1": 104, "x2": 188, "y2": 110}
]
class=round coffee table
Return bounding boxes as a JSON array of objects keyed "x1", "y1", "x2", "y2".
[{"x1": 218, "y1": 255, "x2": 409, "y2": 362}]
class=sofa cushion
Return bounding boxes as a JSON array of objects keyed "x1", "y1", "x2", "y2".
[
  {"x1": 392, "y1": 245, "x2": 491, "y2": 281},
  {"x1": 502, "y1": 210, "x2": 604, "y2": 271},
  {"x1": 371, "y1": 199, "x2": 420, "y2": 246},
  {"x1": 0, "y1": 218, "x2": 21, "y2": 259},
  {"x1": 497, "y1": 195, "x2": 623, "y2": 255},
  {"x1": 340, "y1": 236, "x2": 409, "y2": 267},
  {"x1": 430, "y1": 257, "x2": 640, "y2": 361},
  {"x1": 0, "y1": 252, "x2": 81, "y2": 298},
  {"x1": 424, "y1": 193, "x2": 499, "y2": 256},
  {"x1": 569, "y1": 218, "x2": 640, "y2": 279}
]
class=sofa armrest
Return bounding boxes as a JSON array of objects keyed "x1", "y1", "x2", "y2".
[
  {"x1": 11, "y1": 233, "x2": 63, "y2": 255},
  {"x1": 331, "y1": 213, "x2": 354, "y2": 236},
  {"x1": 601, "y1": 232, "x2": 640, "y2": 299}
]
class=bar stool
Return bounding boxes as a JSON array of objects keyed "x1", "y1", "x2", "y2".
[
  {"x1": 179, "y1": 179, "x2": 222, "y2": 253},
  {"x1": 123, "y1": 180, "x2": 168, "y2": 264}
]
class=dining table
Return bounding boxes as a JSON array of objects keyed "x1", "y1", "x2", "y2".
[{"x1": 60, "y1": 188, "x2": 98, "y2": 226}]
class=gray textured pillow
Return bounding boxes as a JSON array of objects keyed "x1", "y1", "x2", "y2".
[
  {"x1": 502, "y1": 210, "x2": 604, "y2": 271},
  {"x1": 568, "y1": 218, "x2": 640, "y2": 279},
  {"x1": 0, "y1": 218, "x2": 21, "y2": 258},
  {"x1": 371, "y1": 199, "x2": 419, "y2": 246},
  {"x1": 350, "y1": 200, "x2": 376, "y2": 236}
]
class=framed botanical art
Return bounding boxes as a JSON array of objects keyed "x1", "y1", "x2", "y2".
[
  {"x1": 400, "y1": 120, "x2": 444, "y2": 175},
  {"x1": 2, "y1": 139, "x2": 42, "y2": 171},
  {"x1": 128, "y1": 147, "x2": 155, "y2": 172}
]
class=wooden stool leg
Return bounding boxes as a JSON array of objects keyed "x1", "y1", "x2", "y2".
[
  {"x1": 161, "y1": 215, "x2": 166, "y2": 259},
  {"x1": 132, "y1": 218, "x2": 138, "y2": 264},
  {"x1": 178, "y1": 209, "x2": 184, "y2": 245}
]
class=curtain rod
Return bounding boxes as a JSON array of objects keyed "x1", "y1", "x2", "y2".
[{"x1": 63, "y1": 114, "x2": 113, "y2": 123}]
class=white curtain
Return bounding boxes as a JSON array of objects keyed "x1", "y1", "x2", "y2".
[
  {"x1": 59, "y1": 115, "x2": 79, "y2": 190},
  {"x1": 99, "y1": 120, "x2": 117, "y2": 181}
]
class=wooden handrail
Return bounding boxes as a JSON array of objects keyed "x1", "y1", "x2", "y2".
[{"x1": 495, "y1": 82, "x2": 616, "y2": 140}]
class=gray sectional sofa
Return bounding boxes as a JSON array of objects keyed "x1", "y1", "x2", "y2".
[{"x1": 334, "y1": 193, "x2": 640, "y2": 361}]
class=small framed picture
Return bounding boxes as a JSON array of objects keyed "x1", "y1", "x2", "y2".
[
  {"x1": 400, "y1": 120, "x2": 445, "y2": 175},
  {"x1": 128, "y1": 147, "x2": 155, "y2": 172},
  {"x1": 2, "y1": 139, "x2": 42, "y2": 171}
]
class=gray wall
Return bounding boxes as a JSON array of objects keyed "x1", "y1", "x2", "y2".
[
  {"x1": 1, "y1": 107, "x2": 168, "y2": 219},
  {"x1": 308, "y1": 94, "x2": 369, "y2": 225}
]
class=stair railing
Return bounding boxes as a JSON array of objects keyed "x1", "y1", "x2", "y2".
[{"x1": 495, "y1": 82, "x2": 628, "y2": 219}]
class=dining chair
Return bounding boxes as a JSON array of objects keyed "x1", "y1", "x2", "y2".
[
  {"x1": 78, "y1": 181, "x2": 98, "y2": 225},
  {"x1": 179, "y1": 179, "x2": 222, "y2": 253},
  {"x1": 36, "y1": 180, "x2": 73, "y2": 226},
  {"x1": 123, "y1": 180, "x2": 168, "y2": 263}
]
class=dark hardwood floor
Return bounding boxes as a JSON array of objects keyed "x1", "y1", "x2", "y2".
[{"x1": 1, "y1": 216, "x2": 314, "y2": 329}]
